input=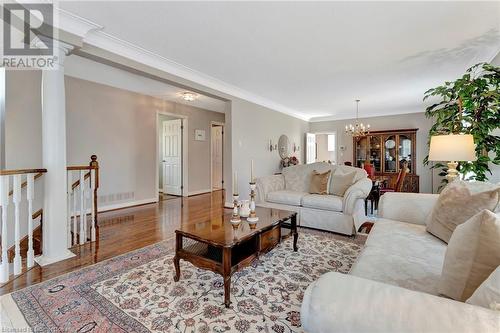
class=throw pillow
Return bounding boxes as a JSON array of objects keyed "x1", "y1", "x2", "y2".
[
  {"x1": 438, "y1": 210, "x2": 500, "y2": 301},
  {"x1": 309, "y1": 170, "x2": 331, "y2": 195},
  {"x1": 466, "y1": 266, "x2": 500, "y2": 311},
  {"x1": 329, "y1": 170, "x2": 356, "y2": 196},
  {"x1": 426, "y1": 180, "x2": 499, "y2": 243}
]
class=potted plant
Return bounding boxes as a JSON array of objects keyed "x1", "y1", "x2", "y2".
[{"x1": 423, "y1": 62, "x2": 500, "y2": 187}]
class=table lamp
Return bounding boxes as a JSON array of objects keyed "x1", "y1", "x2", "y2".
[{"x1": 428, "y1": 134, "x2": 476, "y2": 182}]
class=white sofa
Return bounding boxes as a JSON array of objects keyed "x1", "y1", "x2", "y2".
[
  {"x1": 255, "y1": 162, "x2": 372, "y2": 235},
  {"x1": 301, "y1": 192, "x2": 500, "y2": 333}
]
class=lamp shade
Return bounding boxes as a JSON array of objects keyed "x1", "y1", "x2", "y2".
[{"x1": 428, "y1": 134, "x2": 477, "y2": 162}]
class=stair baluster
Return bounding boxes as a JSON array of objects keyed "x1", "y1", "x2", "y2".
[
  {"x1": 26, "y1": 174, "x2": 35, "y2": 268},
  {"x1": 0, "y1": 176, "x2": 10, "y2": 283},
  {"x1": 13, "y1": 175, "x2": 22, "y2": 275}
]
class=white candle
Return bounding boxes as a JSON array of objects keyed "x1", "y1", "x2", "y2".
[
  {"x1": 251, "y1": 159, "x2": 254, "y2": 183},
  {"x1": 233, "y1": 171, "x2": 238, "y2": 194}
]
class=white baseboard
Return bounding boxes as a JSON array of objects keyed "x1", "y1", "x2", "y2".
[
  {"x1": 159, "y1": 188, "x2": 164, "y2": 193},
  {"x1": 224, "y1": 201, "x2": 233, "y2": 209},
  {"x1": 98, "y1": 197, "x2": 158, "y2": 212},
  {"x1": 188, "y1": 189, "x2": 212, "y2": 196},
  {"x1": 34, "y1": 250, "x2": 76, "y2": 266}
]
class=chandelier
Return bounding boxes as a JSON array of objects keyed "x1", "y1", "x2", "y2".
[{"x1": 345, "y1": 99, "x2": 370, "y2": 137}]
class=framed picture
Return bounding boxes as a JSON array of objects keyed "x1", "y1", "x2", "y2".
[{"x1": 195, "y1": 129, "x2": 206, "y2": 141}]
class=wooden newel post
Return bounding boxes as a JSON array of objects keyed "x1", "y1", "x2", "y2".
[{"x1": 89, "y1": 155, "x2": 99, "y2": 230}]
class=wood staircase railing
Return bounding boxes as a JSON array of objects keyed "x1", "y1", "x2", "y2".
[
  {"x1": 0, "y1": 168, "x2": 47, "y2": 282},
  {"x1": 67, "y1": 155, "x2": 99, "y2": 247},
  {"x1": 0, "y1": 155, "x2": 100, "y2": 284}
]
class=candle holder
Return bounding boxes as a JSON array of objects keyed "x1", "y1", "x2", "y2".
[
  {"x1": 230, "y1": 194, "x2": 241, "y2": 224},
  {"x1": 247, "y1": 182, "x2": 259, "y2": 224}
]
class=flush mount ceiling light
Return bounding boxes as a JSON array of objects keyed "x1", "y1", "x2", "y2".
[{"x1": 181, "y1": 92, "x2": 197, "y2": 101}]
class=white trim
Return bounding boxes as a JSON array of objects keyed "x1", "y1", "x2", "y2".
[
  {"x1": 156, "y1": 111, "x2": 189, "y2": 197},
  {"x1": 224, "y1": 201, "x2": 233, "y2": 209},
  {"x1": 98, "y1": 197, "x2": 158, "y2": 213},
  {"x1": 34, "y1": 250, "x2": 76, "y2": 267},
  {"x1": 54, "y1": 8, "x2": 309, "y2": 121},
  {"x1": 188, "y1": 189, "x2": 213, "y2": 196},
  {"x1": 210, "y1": 122, "x2": 225, "y2": 192},
  {"x1": 159, "y1": 188, "x2": 164, "y2": 193}
]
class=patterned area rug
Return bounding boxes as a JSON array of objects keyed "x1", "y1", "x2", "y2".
[{"x1": 7, "y1": 230, "x2": 365, "y2": 332}]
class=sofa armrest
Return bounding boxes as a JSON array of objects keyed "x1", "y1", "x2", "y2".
[
  {"x1": 255, "y1": 175, "x2": 284, "y2": 203},
  {"x1": 378, "y1": 192, "x2": 439, "y2": 225},
  {"x1": 301, "y1": 272, "x2": 500, "y2": 333},
  {"x1": 343, "y1": 178, "x2": 372, "y2": 215}
]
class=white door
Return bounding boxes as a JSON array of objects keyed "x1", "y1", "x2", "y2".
[
  {"x1": 162, "y1": 119, "x2": 183, "y2": 195},
  {"x1": 306, "y1": 133, "x2": 316, "y2": 164},
  {"x1": 211, "y1": 125, "x2": 223, "y2": 190}
]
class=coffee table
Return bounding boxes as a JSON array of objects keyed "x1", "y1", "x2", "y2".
[{"x1": 173, "y1": 207, "x2": 298, "y2": 307}]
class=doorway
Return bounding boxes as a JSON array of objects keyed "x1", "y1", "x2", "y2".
[
  {"x1": 211, "y1": 122, "x2": 224, "y2": 191},
  {"x1": 157, "y1": 112, "x2": 188, "y2": 197},
  {"x1": 305, "y1": 132, "x2": 337, "y2": 164}
]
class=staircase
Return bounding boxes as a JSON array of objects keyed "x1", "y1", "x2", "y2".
[{"x1": 0, "y1": 155, "x2": 99, "y2": 284}]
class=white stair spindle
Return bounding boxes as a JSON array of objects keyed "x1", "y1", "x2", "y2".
[
  {"x1": 67, "y1": 172, "x2": 72, "y2": 248},
  {"x1": 13, "y1": 174, "x2": 22, "y2": 275},
  {"x1": 90, "y1": 169, "x2": 96, "y2": 242},
  {"x1": 26, "y1": 174, "x2": 35, "y2": 268},
  {"x1": 0, "y1": 175, "x2": 10, "y2": 283},
  {"x1": 72, "y1": 179, "x2": 77, "y2": 246},
  {"x1": 79, "y1": 170, "x2": 86, "y2": 245}
]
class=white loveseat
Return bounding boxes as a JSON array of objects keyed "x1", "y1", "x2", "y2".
[
  {"x1": 255, "y1": 162, "x2": 372, "y2": 235},
  {"x1": 301, "y1": 192, "x2": 500, "y2": 332}
]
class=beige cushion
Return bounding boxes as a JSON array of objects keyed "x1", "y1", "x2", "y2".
[
  {"x1": 283, "y1": 162, "x2": 331, "y2": 192},
  {"x1": 329, "y1": 170, "x2": 356, "y2": 196},
  {"x1": 466, "y1": 265, "x2": 500, "y2": 311},
  {"x1": 309, "y1": 170, "x2": 331, "y2": 195},
  {"x1": 439, "y1": 210, "x2": 500, "y2": 301},
  {"x1": 301, "y1": 194, "x2": 343, "y2": 212},
  {"x1": 426, "y1": 180, "x2": 499, "y2": 243}
]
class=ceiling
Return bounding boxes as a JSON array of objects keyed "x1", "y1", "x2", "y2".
[{"x1": 60, "y1": 1, "x2": 500, "y2": 121}]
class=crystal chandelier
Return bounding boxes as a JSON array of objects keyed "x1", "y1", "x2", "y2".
[{"x1": 345, "y1": 99, "x2": 370, "y2": 137}]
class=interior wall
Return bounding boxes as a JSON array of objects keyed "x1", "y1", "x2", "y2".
[
  {"x1": 5, "y1": 70, "x2": 42, "y2": 169},
  {"x1": 310, "y1": 112, "x2": 435, "y2": 193},
  {"x1": 315, "y1": 134, "x2": 336, "y2": 163},
  {"x1": 230, "y1": 98, "x2": 309, "y2": 201},
  {"x1": 5, "y1": 70, "x2": 224, "y2": 210},
  {"x1": 65, "y1": 76, "x2": 225, "y2": 207}
]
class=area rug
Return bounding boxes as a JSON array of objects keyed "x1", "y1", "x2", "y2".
[{"x1": 3, "y1": 231, "x2": 365, "y2": 332}]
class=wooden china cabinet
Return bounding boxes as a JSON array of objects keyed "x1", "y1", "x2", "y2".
[{"x1": 353, "y1": 129, "x2": 419, "y2": 193}]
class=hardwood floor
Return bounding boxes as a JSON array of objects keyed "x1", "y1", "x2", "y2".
[{"x1": 0, "y1": 190, "x2": 227, "y2": 296}]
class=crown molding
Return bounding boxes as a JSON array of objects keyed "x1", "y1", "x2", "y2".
[
  {"x1": 54, "y1": 8, "x2": 310, "y2": 122},
  {"x1": 55, "y1": 8, "x2": 104, "y2": 38}
]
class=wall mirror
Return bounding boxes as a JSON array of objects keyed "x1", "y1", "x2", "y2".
[{"x1": 278, "y1": 135, "x2": 290, "y2": 159}]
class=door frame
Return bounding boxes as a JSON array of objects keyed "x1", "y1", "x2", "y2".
[
  {"x1": 156, "y1": 111, "x2": 189, "y2": 197},
  {"x1": 309, "y1": 131, "x2": 338, "y2": 164},
  {"x1": 210, "y1": 121, "x2": 225, "y2": 192}
]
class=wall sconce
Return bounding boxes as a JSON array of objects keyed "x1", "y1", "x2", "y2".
[{"x1": 269, "y1": 140, "x2": 274, "y2": 152}]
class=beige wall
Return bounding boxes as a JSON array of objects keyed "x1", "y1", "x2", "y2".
[
  {"x1": 5, "y1": 71, "x2": 224, "y2": 209},
  {"x1": 310, "y1": 112, "x2": 436, "y2": 193},
  {"x1": 230, "y1": 98, "x2": 308, "y2": 201}
]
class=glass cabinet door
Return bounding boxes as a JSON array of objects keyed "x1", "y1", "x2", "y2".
[
  {"x1": 384, "y1": 135, "x2": 397, "y2": 173},
  {"x1": 369, "y1": 136, "x2": 382, "y2": 172},
  {"x1": 355, "y1": 137, "x2": 368, "y2": 168},
  {"x1": 398, "y1": 134, "x2": 412, "y2": 173}
]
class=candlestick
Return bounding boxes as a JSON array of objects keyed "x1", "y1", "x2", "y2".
[
  {"x1": 247, "y1": 182, "x2": 259, "y2": 224},
  {"x1": 230, "y1": 193, "x2": 241, "y2": 224}
]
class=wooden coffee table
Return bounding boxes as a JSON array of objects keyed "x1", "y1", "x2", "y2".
[{"x1": 173, "y1": 207, "x2": 298, "y2": 307}]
